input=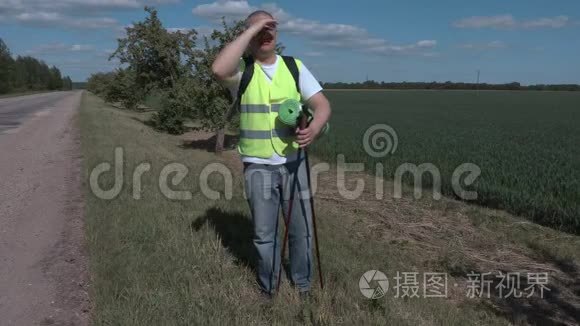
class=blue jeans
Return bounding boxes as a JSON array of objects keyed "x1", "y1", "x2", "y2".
[{"x1": 243, "y1": 156, "x2": 313, "y2": 295}]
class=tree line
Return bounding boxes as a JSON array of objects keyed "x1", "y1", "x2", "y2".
[
  {"x1": 0, "y1": 38, "x2": 73, "y2": 94},
  {"x1": 322, "y1": 80, "x2": 580, "y2": 91}
]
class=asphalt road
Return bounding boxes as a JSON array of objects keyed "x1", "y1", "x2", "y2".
[
  {"x1": 0, "y1": 92, "x2": 73, "y2": 134},
  {"x1": 0, "y1": 91, "x2": 89, "y2": 325}
]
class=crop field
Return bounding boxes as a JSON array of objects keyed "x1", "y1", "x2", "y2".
[{"x1": 311, "y1": 90, "x2": 580, "y2": 233}]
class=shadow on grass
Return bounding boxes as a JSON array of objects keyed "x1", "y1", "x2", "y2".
[
  {"x1": 191, "y1": 207, "x2": 256, "y2": 272},
  {"x1": 478, "y1": 243, "x2": 580, "y2": 325},
  {"x1": 179, "y1": 134, "x2": 239, "y2": 152},
  {"x1": 108, "y1": 101, "x2": 157, "y2": 112},
  {"x1": 190, "y1": 207, "x2": 295, "y2": 287},
  {"x1": 127, "y1": 117, "x2": 197, "y2": 135},
  {"x1": 130, "y1": 116, "x2": 150, "y2": 125}
]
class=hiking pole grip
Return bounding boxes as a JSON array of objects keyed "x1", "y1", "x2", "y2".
[{"x1": 299, "y1": 111, "x2": 308, "y2": 130}]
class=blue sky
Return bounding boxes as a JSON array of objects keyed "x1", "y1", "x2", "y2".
[{"x1": 1, "y1": 0, "x2": 579, "y2": 84}]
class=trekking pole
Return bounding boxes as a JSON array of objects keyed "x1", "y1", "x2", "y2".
[
  {"x1": 276, "y1": 111, "x2": 324, "y2": 292},
  {"x1": 275, "y1": 113, "x2": 305, "y2": 292},
  {"x1": 276, "y1": 145, "x2": 301, "y2": 292},
  {"x1": 304, "y1": 143, "x2": 324, "y2": 290}
]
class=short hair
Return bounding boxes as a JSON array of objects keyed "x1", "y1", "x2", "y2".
[{"x1": 245, "y1": 10, "x2": 274, "y2": 27}]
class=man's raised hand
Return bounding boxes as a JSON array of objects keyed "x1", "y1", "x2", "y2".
[{"x1": 247, "y1": 18, "x2": 277, "y2": 34}]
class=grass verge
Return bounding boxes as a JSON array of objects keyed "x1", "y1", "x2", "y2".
[{"x1": 80, "y1": 92, "x2": 580, "y2": 325}]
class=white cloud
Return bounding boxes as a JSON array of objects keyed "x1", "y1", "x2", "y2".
[
  {"x1": 79, "y1": 17, "x2": 120, "y2": 29},
  {"x1": 521, "y1": 16, "x2": 569, "y2": 29},
  {"x1": 459, "y1": 40, "x2": 507, "y2": 50},
  {"x1": 453, "y1": 14, "x2": 515, "y2": 29},
  {"x1": 47, "y1": 0, "x2": 142, "y2": 10},
  {"x1": 0, "y1": 0, "x2": 178, "y2": 29},
  {"x1": 0, "y1": 0, "x2": 25, "y2": 15},
  {"x1": 366, "y1": 40, "x2": 437, "y2": 55},
  {"x1": 193, "y1": 0, "x2": 254, "y2": 21},
  {"x1": 260, "y1": 3, "x2": 291, "y2": 21},
  {"x1": 71, "y1": 44, "x2": 95, "y2": 52},
  {"x1": 14, "y1": 11, "x2": 119, "y2": 29},
  {"x1": 25, "y1": 42, "x2": 96, "y2": 55},
  {"x1": 453, "y1": 14, "x2": 571, "y2": 29},
  {"x1": 16, "y1": 11, "x2": 61, "y2": 23},
  {"x1": 167, "y1": 27, "x2": 192, "y2": 33},
  {"x1": 417, "y1": 40, "x2": 437, "y2": 48},
  {"x1": 6, "y1": 0, "x2": 180, "y2": 12},
  {"x1": 192, "y1": 1, "x2": 436, "y2": 56}
]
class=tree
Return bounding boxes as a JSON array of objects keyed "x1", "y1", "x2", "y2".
[
  {"x1": 48, "y1": 66, "x2": 63, "y2": 90},
  {"x1": 105, "y1": 68, "x2": 145, "y2": 110},
  {"x1": 0, "y1": 38, "x2": 15, "y2": 93},
  {"x1": 0, "y1": 39, "x2": 69, "y2": 94},
  {"x1": 12, "y1": 56, "x2": 27, "y2": 90},
  {"x1": 110, "y1": 6, "x2": 197, "y2": 93},
  {"x1": 35, "y1": 60, "x2": 51, "y2": 90},
  {"x1": 87, "y1": 72, "x2": 116, "y2": 95},
  {"x1": 188, "y1": 18, "x2": 245, "y2": 152},
  {"x1": 148, "y1": 76, "x2": 197, "y2": 134},
  {"x1": 62, "y1": 76, "x2": 73, "y2": 90}
]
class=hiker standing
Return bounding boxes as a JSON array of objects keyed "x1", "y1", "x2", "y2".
[{"x1": 212, "y1": 10, "x2": 331, "y2": 297}]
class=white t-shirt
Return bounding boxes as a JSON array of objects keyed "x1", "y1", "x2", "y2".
[{"x1": 222, "y1": 55, "x2": 323, "y2": 165}]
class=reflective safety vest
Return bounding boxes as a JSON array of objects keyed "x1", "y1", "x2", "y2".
[{"x1": 238, "y1": 56, "x2": 302, "y2": 158}]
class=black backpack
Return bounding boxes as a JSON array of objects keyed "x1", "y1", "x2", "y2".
[{"x1": 237, "y1": 55, "x2": 301, "y2": 106}]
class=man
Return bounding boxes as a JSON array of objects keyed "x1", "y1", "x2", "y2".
[{"x1": 212, "y1": 10, "x2": 332, "y2": 298}]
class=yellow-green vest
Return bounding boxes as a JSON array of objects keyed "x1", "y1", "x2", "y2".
[{"x1": 238, "y1": 56, "x2": 302, "y2": 158}]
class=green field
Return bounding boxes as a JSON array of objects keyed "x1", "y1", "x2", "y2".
[{"x1": 312, "y1": 90, "x2": 580, "y2": 233}]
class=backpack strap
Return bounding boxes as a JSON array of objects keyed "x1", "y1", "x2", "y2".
[
  {"x1": 238, "y1": 56, "x2": 255, "y2": 101},
  {"x1": 236, "y1": 55, "x2": 301, "y2": 104},
  {"x1": 281, "y1": 55, "x2": 300, "y2": 94},
  {"x1": 281, "y1": 55, "x2": 309, "y2": 121}
]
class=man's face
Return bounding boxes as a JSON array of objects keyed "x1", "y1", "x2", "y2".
[{"x1": 248, "y1": 14, "x2": 277, "y2": 55}]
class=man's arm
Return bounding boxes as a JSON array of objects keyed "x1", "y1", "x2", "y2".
[
  {"x1": 211, "y1": 18, "x2": 276, "y2": 80},
  {"x1": 296, "y1": 92, "x2": 331, "y2": 148}
]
